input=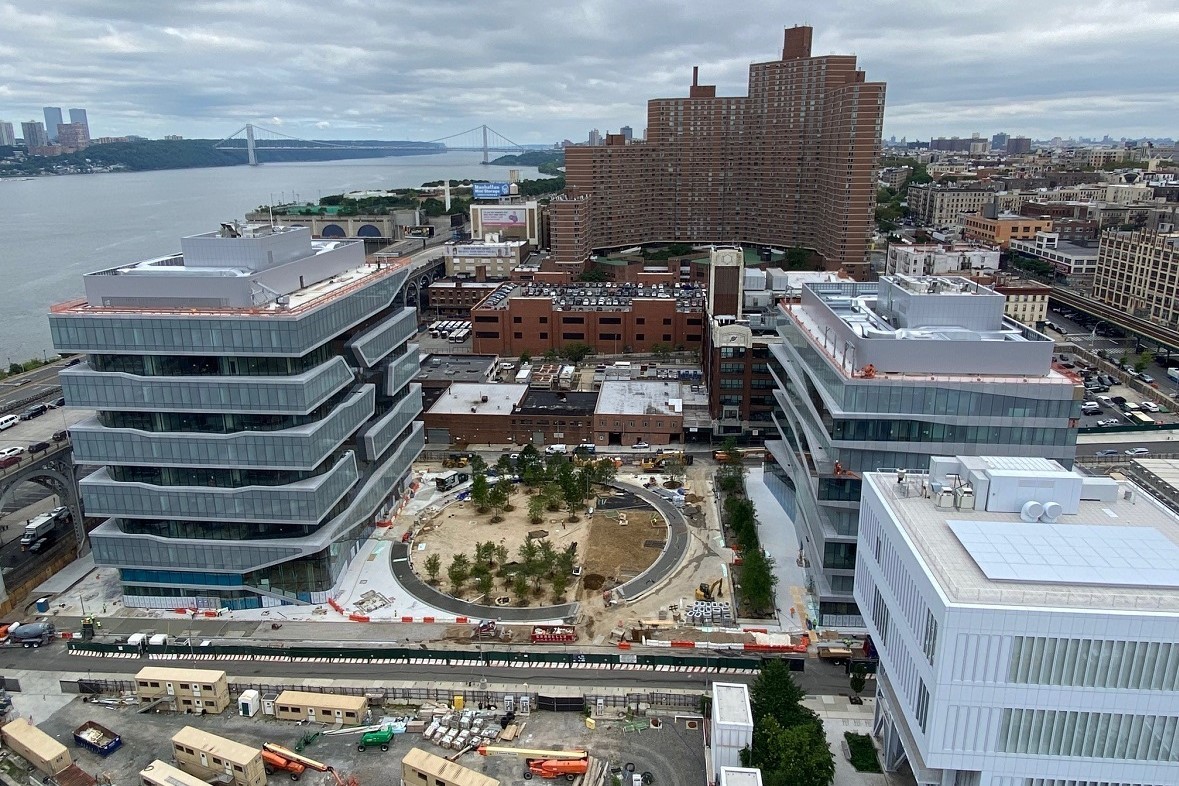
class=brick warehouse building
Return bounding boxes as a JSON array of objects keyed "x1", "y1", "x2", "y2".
[
  {"x1": 557, "y1": 25, "x2": 885, "y2": 278},
  {"x1": 470, "y1": 282, "x2": 706, "y2": 357}
]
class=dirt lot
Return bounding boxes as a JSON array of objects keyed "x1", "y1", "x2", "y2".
[
  {"x1": 36, "y1": 699, "x2": 705, "y2": 786},
  {"x1": 410, "y1": 485, "x2": 659, "y2": 608}
]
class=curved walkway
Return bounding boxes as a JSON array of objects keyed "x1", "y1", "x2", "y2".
[{"x1": 388, "y1": 481, "x2": 692, "y2": 621}]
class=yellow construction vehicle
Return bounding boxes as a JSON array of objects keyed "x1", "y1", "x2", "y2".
[
  {"x1": 442, "y1": 453, "x2": 470, "y2": 469},
  {"x1": 695, "y1": 578, "x2": 724, "y2": 601}
]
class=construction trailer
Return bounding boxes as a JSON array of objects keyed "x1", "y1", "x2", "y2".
[
  {"x1": 1, "y1": 718, "x2": 73, "y2": 776},
  {"x1": 171, "y1": 725, "x2": 266, "y2": 786},
  {"x1": 274, "y1": 690, "x2": 368, "y2": 726},
  {"x1": 135, "y1": 666, "x2": 231, "y2": 714},
  {"x1": 140, "y1": 759, "x2": 209, "y2": 786},
  {"x1": 710, "y1": 683, "x2": 753, "y2": 777},
  {"x1": 404, "y1": 746, "x2": 501, "y2": 786}
]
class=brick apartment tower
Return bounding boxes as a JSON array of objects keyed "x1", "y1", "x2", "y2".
[{"x1": 558, "y1": 26, "x2": 885, "y2": 278}]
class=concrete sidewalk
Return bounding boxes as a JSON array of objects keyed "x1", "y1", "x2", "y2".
[{"x1": 745, "y1": 467, "x2": 808, "y2": 634}]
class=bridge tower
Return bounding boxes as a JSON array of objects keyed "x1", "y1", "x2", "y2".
[
  {"x1": 246, "y1": 123, "x2": 258, "y2": 166},
  {"x1": 482, "y1": 124, "x2": 489, "y2": 165}
]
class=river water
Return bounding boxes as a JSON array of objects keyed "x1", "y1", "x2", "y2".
[{"x1": 0, "y1": 152, "x2": 544, "y2": 361}]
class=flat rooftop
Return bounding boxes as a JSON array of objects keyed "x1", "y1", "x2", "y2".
[
  {"x1": 596, "y1": 381, "x2": 683, "y2": 416},
  {"x1": 865, "y1": 461, "x2": 1179, "y2": 611},
  {"x1": 426, "y1": 383, "x2": 527, "y2": 416},
  {"x1": 712, "y1": 682, "x2": 752, "y2": 727},
  {"x1": 518, "y1": 389, "x2": 598, "y2": 415},
  {"x1": 416, "y1": 354, "x2": 498, "y2": 384},
  {"x1": 475, "y1": 282, "x2": 705, "y2": 312}
]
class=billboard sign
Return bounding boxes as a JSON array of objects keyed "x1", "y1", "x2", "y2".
[
  {"x1": 472, "y1": 182, "x2": 511, "y2": 200},
  {"x1": 479, "y1": 208, "x2": 526, "y2": 227},
  {"x1": 403, "y1": 225, "x2": 435, "y2": 238},
  {"x1": 449, "y1": 245, "x2": 510, "y2": 258}
]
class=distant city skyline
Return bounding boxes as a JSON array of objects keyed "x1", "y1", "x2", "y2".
[{"x1": 1, "y1": 2, "x2": 1177, "y2": 143}]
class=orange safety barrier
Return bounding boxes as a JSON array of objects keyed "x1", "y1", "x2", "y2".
[
  {"x1": 455, "y1": 617, "x2": 468, "y2": 624},
  {"x1": 60, "y1": 631, "x2": 73, "y2": 640},
  {"x1": 328, "y1": 598, "x2": 344, "y2": 614},
  {"x1": 422, "y1": 616, "x2": 435, "y2": 623},
  {"x1": 742, "y1": 627, "x2": 768, "y2": 634},
  {"x1": 203, "y1": 611, "x2": 218, "y2": 618},
  {"x1": 174, "y1": 608, "x2": 188, "y2": 614},
  {"x1": 617, "y1": 641, "x2": 632, "y2": 650},
  {"x1": 670, "y1": 640, "x2": 695, "y2": 649},
  {"x1": 375, "y1": 520, "x2": 393, "y2": 528},
  {"x1": 401, "y1": 616, "x2": 414, "y2": 623},
  {"x1": 349, "y1": 613, "x2": 370, "y2": 622}
]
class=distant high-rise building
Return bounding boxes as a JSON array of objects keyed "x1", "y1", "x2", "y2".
[
  {"x1": 57, "y1": 122, "x2": 90, "y2": 152},
  {"x1": 587, "y1": 128, "x2": 602, "y2": 146},
  {"x1": 68, "y1": 108, "x2": 89, "y2": 137},
  {"x1": 619, "y1": 125, "x2": 633, "y2": 143},
  {"x1": 1006, "y1": 136, "x2": 1032, "y2": 155},
  {"x1": 930, "y1": 136, "x2": 973, "y2": 152},
  {"x1": 559, "y1": 25, "x2": 885, "y2": 278},
  {"x1": 43, "y1": 107, "x2": 63, "y2": 142},
  {"x1": 21, "y1": 120, "x2": 48, "y2": 149},
  {"x1": 0, "y1": 121, "x2": 14, "y2": 147},
  {"x1": 991, "y1": 132, "x2": 1009, "y2": 151}
]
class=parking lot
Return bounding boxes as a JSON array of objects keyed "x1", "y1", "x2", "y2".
[
  {"x1": 1049, "y1": 305, "x2": 1179, "y2": 398},
  {"x1": 36, "y1": 697, "x2": 705, "y2": 786}
]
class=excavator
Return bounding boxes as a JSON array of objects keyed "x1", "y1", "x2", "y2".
[
  {"x1": 477, "y1": 745, "x2": 589, "y2": 781},
  {"x1": 695, "y1": 578, "x2": 724, "y2": 601},
  {"x1": 640, "y1": 451, "x2": 693, "y2": 472}
]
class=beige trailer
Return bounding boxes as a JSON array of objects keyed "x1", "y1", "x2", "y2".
[
  {"x1": 403, "y1": 747, "x2": 501, "y2": 786},
  {"x1": 274, "y1": 689, "x2": 368, "y2": 726},
  {"x1": 140, "y1": 759, "x2": 209, "y2": 786},
  {"x1": 135, "y1": 665, "x2": 231, "y2": 714},
  {"x1": 2, "y1": 718, "x2": 73, "y2": 776},
  {"x1": 171, "y1": 725, "x2": 265, "y2": 786}
]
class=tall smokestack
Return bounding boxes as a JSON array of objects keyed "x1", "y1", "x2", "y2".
[{"x1": 692, "y1": 66, "x2": 699, "y2": 87}]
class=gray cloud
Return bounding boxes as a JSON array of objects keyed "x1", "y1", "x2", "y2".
[{"x1": 1, "y1": 0, "x2": 1176, "y2": 143}]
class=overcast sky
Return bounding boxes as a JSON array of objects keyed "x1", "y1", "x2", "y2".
[{"x1": 2, "y1": 0, "x2": 1176, "y2": 144}]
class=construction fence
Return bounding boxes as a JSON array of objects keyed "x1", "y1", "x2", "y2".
[{"x1": 65, "y1": 640, "x2": 789, "y2": 674}]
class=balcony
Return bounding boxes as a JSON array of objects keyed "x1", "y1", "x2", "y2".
[
  {"x1": 346, "y1": 307, "x2": 417, "y2": 368},
  {"x1": 383, "y1": 343, "x2": 421, "y2": 397},
  {"x1": 358, "y1": 385, "x2": 422, "y2": 462},
  {"x1": 60, "y1": 356, "x2": 354, "y2": 415},
  {"x1": 69, "y1": 385, "x2": 375, "y2": 471},
  {"x1": 80, "y1": 452, "x2": 359, "y2": 524}
]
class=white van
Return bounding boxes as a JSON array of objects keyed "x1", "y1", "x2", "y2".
[
  {"x1": 0, "y1": 415, "x2": 17, "y2": 431},
  {"x1": 1096, "y1": 395, "x2": 1113, "y2": 408},
  {"x1": 544, "y1": 444, "x2": 568, "y2": 455}
]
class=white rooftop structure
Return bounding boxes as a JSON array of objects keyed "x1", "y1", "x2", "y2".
[
  {"x1": 595, "y1": 381, "x2": 683, "y2": 416},
  {"x1": 855, "y1": 454, "x2": 1179, "y2": 786},
  {"x1": 710, "y1": 683, "x2": 753, "y2": 779},
  {"x1": 426, "y1": 383, "x2": 527, "y2": 417}
]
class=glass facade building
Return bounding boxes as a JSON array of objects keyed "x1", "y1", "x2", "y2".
[
  {"x1": 764, "y1": 276, "x2": 1078, "y2": 625},
  {"x1": 49, "y1": 224, "x2": 423, "y2": 609}
]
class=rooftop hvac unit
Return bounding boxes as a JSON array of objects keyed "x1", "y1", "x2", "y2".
[
  {"x1": 935, "y1": 488, "x2": 955, "y2": 508},
  {"x1": 1020, "y1": 500, "x2": 1044, "y2": 522},
  {"x1": 1040, "y1": 501, "x2": 1063, "y2": 522}
]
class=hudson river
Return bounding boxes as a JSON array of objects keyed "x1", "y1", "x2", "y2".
[{"x1": 1, "y1": 152, "x2": 546, "y2": 361}]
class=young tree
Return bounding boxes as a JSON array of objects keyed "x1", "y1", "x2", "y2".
[
  {"x1": 749, "y1": 659, "x2": 814, "y2": 730},
  {"x1": 558, "y1": 342, "x2": 595, "y2": 363},
  {"x1": 471, "y1": 473, "x2": 491, "y2": 514},
  {"x1": 475, "y1": 571, "x2": 495, "y2": 601},
  {"x1": 556, "y1": 544, "x2": 577, "y2": 577},
  {"x1": 517, "y1": 538, "x2": 539, "y2": 568},
  {"x1": 494, "y1": 477, "x2": 515, "y2": 511},
  {"x1": 493, "y1": 543, "x2": 508, "y2": 568},
  {"x1": 488, "y1": 483, "x2": 509, "y2": 522},
  {"x1": 527, "y1": 494, "x2": 547, "y2": 525},
  {"x1": 1134, "y1": 351, "x2": 1152, "y2": 373},
  {"x1": 562, "y1": 478, "x2": 586, "y2": 521},
  {"x1": 424, "y1": 553, "x2": 441, "y2": 585},
  {"x1": 519, "y1": 350, "x2": 532, "y2": 364},
  {"x1": 447, "y1": 554, "x2": 471, "y2": 593},
  {"x1": 512, "y1": 572, "x2": 530, "y2": 603},
  {"x1": 551, "y1": 572, "x2": 569, "y2": 602},
  {"x1": 664, "y1": 457, "x2": 686, "y2": 487},
  {"x1": 741, "y1": 547, "x2": 778, "y2": 613},
  {"x1": 496, "y1": 454, "x2": 514, "y2": 477},
  {"x1": 849, "y1": 663, "x2": 868, "y2": 699},
  {"x1": 543, "y1": 482, "x2": 564, "y2": 512},
  {"x1": 745, "y1": 716, "x2": 835, "y2": 786},
  {"x1": 469, "y1": 454, "x2": 488, "y2": 475},
  {"x1": 536, "y1": 539, "x2": 558, "y2": 578}
]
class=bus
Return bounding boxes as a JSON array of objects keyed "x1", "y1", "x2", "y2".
[
  {"x1": 1127, "y1": 411, "x2": 1156, "y2": 426},
  {"x1": 450, "y1": 328, "x2": 470, "y2": 343},
  {"x1": 435, "y1": 470, "x2": 470, "y2": 491}
]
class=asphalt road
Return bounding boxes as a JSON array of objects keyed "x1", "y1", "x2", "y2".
[
  {"x1": 0, "y1": 360, "x2": 71, "y2": 412},
  {"x1": 0, "y1": 640, "x2": 868, "y2": 695},
  {"x1": 1049, "y1": 306, "x2": 1179, "y2": 397}
]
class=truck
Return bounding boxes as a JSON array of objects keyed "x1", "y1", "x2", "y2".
[
  {"x1": 356, "y1": 724, "x2": 396, "y2": 752},
  {"x1": 73, "y1": 720, "x2": 122, "y2": 756},
  {"x1": 1168, "y1": 367, "x2": 1179, "y2": 383},
  {"x1": 19, "y1": 513, "x2": 56, "y2": 548},
  {"x1": 525, "y1": 759, "x2": 589, "y2": 780},
  {"x1": 9, "y1": 620, "x2": 55, "y2": 648}
]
